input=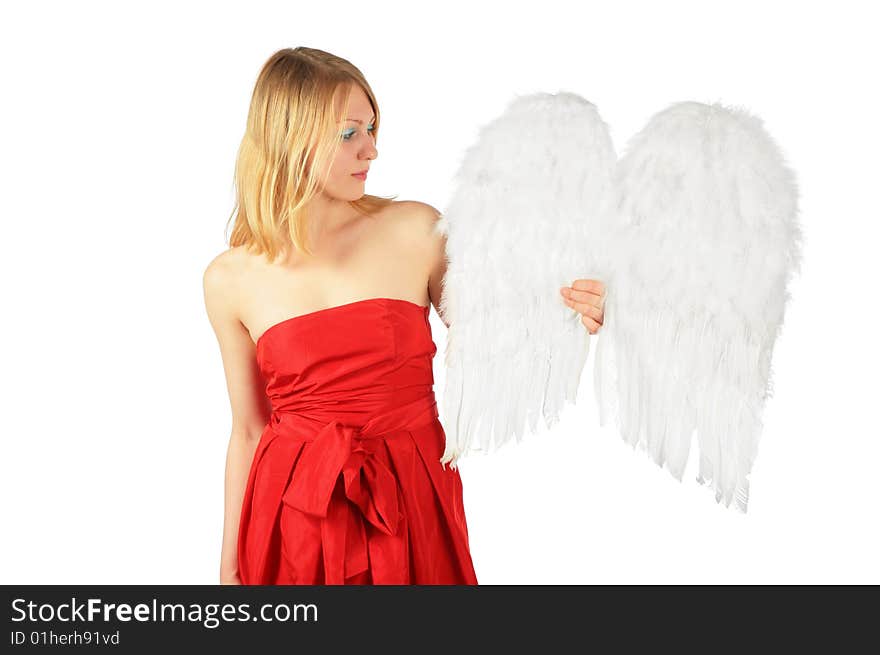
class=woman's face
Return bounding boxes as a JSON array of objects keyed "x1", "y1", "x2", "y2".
[{"x1": 321, "y1": 85, "x2": 378, "y2": 201}]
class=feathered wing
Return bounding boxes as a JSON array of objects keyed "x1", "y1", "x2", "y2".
[
  {"x1": 594, "y1": 101, "x2": 803, "y2": 512},
  {"x1": 437, "y1": 91, "x2": 616, "y2": 468}
]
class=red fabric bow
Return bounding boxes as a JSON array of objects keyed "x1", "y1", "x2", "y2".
[
  {"x1": 281, "y1": 420, "x2": 402, "y2": 582},
  {"x1": 238, "y1": 393, "x2": 440, "y2": 585}
]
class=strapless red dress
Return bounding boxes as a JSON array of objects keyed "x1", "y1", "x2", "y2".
[{"x1": 237, "y1": 297, "x2": 478, "y2": 585}]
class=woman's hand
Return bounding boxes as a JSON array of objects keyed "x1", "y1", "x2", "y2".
[{"x1": 560, "y1": 279, "x2": 605, "y2": 334}]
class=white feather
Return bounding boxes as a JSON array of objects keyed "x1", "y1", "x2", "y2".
[
  {"x1": 439, "y1": 92, "x2": 616, "y2": 468},
  {"x1": 594, "y1": 101, "x2": 803, "y2": 512}
]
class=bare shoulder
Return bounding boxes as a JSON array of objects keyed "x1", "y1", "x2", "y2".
[
  {"x1": 383, "y1": 199, "x2": 444, "y2": 248},
  {"x1": 202, "y1": 245, "x2": 255, "y2": 325},
  {"x1": 205, "y1": 244, "x2": 256, "y2": 274},
  {"x1": 203, "y1": 248, "x2": 232, "y2": 305},
  {"x1": 203, "y1": 246, "x2": 236, "y2": 282},
  {"x1": 202, "y1": 245, "x2": 271, "y2": 438},
  {"x1": 387, "y1": 198, "x2": 442, "y2": 224},
  {"x1": 382, "y1": 200, "x2": 449, "y2": 317}
]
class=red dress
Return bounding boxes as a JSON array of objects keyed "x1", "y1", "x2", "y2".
[{"x1": 237, "y1": 297, "x2": 478, "y2": 585}]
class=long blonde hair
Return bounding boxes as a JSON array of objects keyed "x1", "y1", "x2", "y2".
[{"x1": 226, "y1": 47, "x2": 395, "y2": 260}]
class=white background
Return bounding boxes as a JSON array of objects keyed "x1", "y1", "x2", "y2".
[{"x1": 2, "y1": 0, "x2": 877, "y2": 584}]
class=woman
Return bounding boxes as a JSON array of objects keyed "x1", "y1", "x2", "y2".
[{"x1": 203, "y1": 47, "x2": 606, "y2": 585}]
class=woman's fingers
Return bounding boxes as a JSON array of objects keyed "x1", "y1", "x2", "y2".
[
  {"x1": 564, "y1": 296, "x2": 604, "y2": 322},
  {"x1": 580, "y1": 314, "x2": 602, "y2": 334},
  {"x1": 559, "y1": 279, "x2": 606, "y2": 333}
]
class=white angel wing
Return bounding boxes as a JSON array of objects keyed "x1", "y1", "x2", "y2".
[
  {"x1": 438, "y1": 91, "x2": 616, "y2": 468},
  {"x1": 594, "y1": 101, "x2": 802, "y2": 511}
]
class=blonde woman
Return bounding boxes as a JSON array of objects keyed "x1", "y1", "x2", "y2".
[{"x1": 203, "y1": 47, "x2": 605, "y2": 585}]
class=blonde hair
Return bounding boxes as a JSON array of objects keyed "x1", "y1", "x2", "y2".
[{"x1": 226, "y1": 47, "x2": 396, "y2": 260}]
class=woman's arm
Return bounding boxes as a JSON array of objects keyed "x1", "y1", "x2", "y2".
[
  {"x1": 218, "y1": 426, "x2": 260, "y2": 584},
  {"x1": 203, "y1": 253, "x2": 272, "y2": 584},
  {"x1": 424, "y1": 206, "x2": 450, "y2": 329}
]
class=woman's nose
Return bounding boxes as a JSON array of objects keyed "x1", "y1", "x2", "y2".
[{"x1": 361, "y1": 141, "x2": 378, "y2": 160}]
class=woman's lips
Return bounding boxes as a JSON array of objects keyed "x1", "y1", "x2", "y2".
[{"x1": 352, "y1": 171, "x2": 367, "y2": 180}]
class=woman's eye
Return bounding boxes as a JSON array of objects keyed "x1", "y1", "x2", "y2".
[{"x1": 342, "y1": 124, "x2": 375, "y2": 141}]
